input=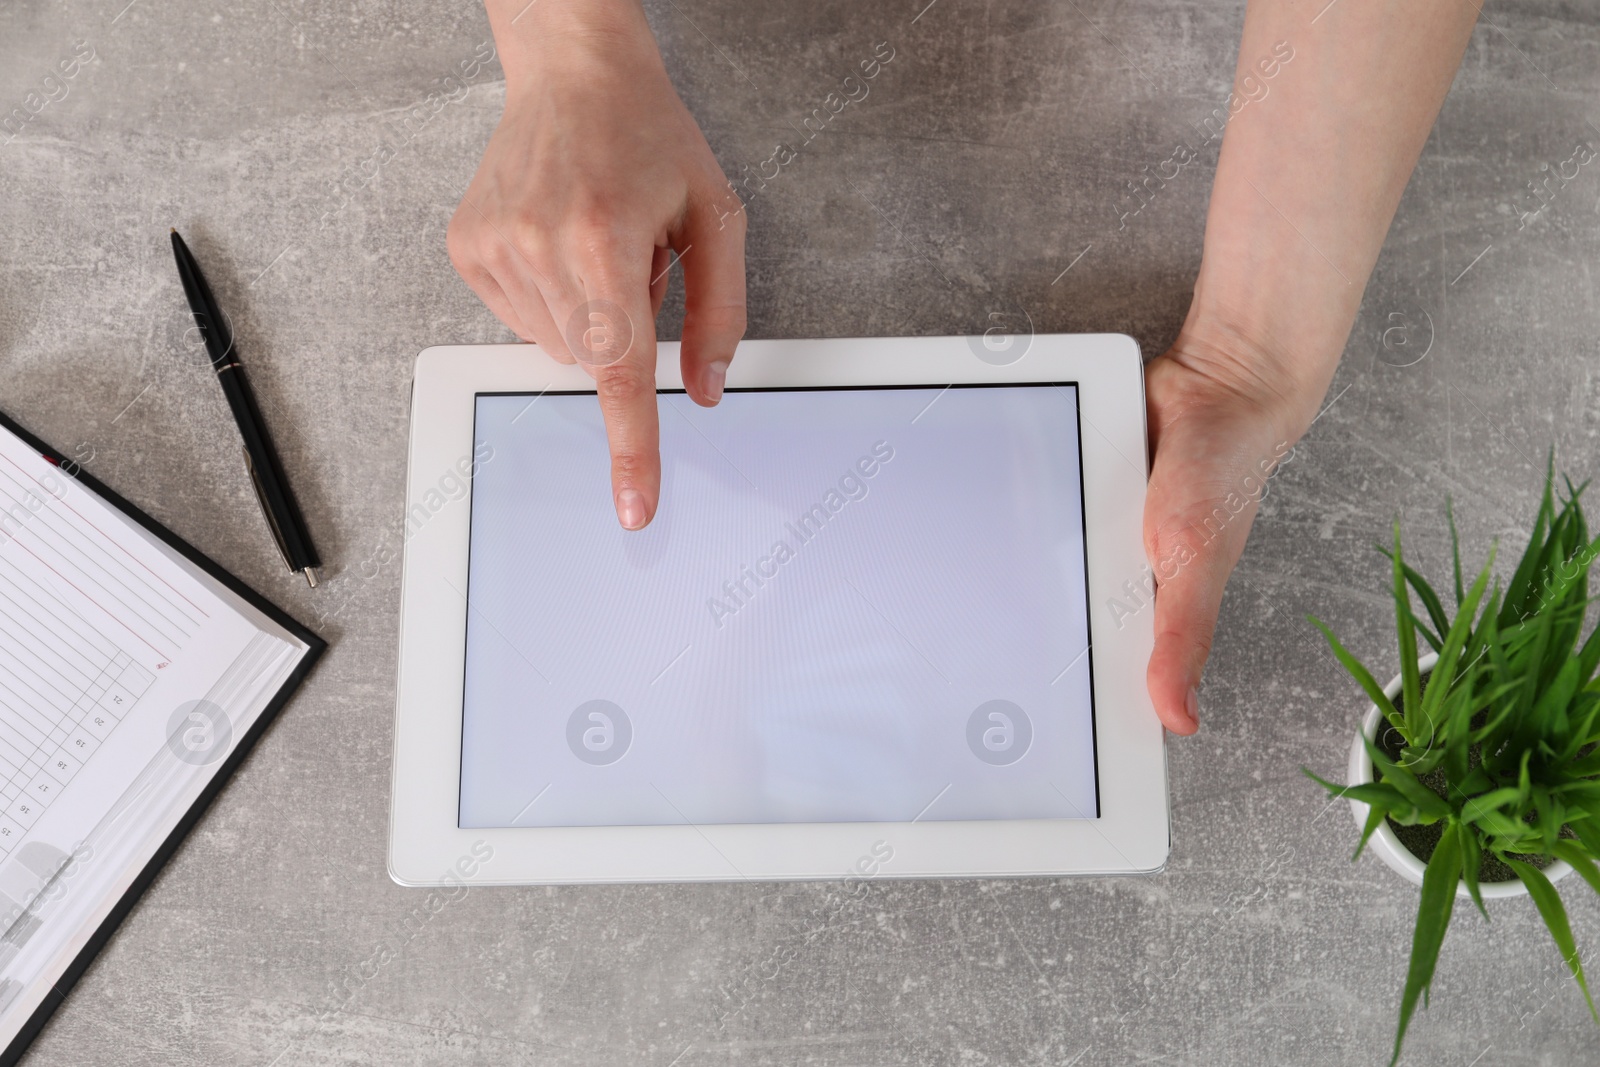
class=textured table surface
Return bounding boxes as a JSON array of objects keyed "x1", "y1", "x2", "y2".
[{"x1": 2, "y1": 1, "x2": 1598, "y2": 1064}]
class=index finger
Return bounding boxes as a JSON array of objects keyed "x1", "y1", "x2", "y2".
[{"x1": 567, "y1": 238, "x2": 660, "y2": 531}]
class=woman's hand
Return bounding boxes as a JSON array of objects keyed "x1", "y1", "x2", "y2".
[
  {"x1": 1149, "y1": 0, "x2": 1479, "y2": 733},
  {"x1": 1141, "y1": 325, "x2": 1322, "y2": 736},
  {"x1": 450, "y1": 0, "x2": 747, "y2": 530}
]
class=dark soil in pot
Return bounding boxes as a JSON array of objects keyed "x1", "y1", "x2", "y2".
[{"x1": 1375, "y1": 684, "x2": 1560, "y2": 883}]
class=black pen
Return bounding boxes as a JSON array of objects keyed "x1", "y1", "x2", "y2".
[{"x1": 170, "y1": 229, "x2": 321, "y2": 588}]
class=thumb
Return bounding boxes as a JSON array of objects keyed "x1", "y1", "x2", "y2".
[
  {"x1": 1143, "y1": 410, "x2": 1281, "y2": 736},
  {"x1": 675, "y1": 187, "x2": 748, "y2": 407},
  {"x1": 1146, "y1": 515, "x2": 1247, "y2": 736}
]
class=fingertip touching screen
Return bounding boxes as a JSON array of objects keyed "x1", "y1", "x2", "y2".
[{"x1": 458, "y1": 384, "x2": 1098, "y2": 828}]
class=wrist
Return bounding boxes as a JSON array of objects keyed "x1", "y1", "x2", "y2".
[
  {"x1": 1168, "y1": 273, "x2": 1345, "y2": 447},
  {"x1": 1175, "y1": 216, "x2": 1362, "y2": 441},
  {"x1": 485, "y1": 0, "x2": 662, "y2": 87}
]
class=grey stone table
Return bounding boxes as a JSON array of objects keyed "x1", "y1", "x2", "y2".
[{"x1": 2, "y1": 1, "x2": 1597, "y2": 1063}]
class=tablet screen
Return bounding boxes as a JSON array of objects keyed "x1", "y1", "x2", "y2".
[{"x1": 457, "y1": 384, "x2": 1098, "y2": 828}]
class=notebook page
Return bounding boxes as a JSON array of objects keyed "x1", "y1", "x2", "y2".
[
  {"x1": 0, "y1": 631, "x2": 301, "y2": 1025},
  {"x1": 0, "y1": 423, "x2": 305, "y2": 1034}
]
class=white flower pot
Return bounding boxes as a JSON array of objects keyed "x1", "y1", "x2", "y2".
[{"x1": 1345, "y1": 652, "x2": 1573, "y2": 899}]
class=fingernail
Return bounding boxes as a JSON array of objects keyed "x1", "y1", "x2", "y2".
[
  {"x1": 1185, "y1": 686, "x2": 1200, "y2": 728},
  {"x1": 617, "y1": 488, "x2": 647, "y2": 530},
  {"x1": 704, "y1": 361, "x2": 728, "y2": 403}
]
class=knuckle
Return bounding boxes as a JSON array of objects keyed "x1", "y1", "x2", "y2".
[
  {"x1": 609, "y1": 448, "x2": 654, "y2": 488},
  {"x1": 564, "y1": 210, "x2": 629, "y2": 259},
  {"x1": 1154, "y1": 611, "x2": 1215, "y2": 659},
  {"x1": 478, "y1": 232, "x2": 519, "y2": 275},
  {"x1": 505, "y1": 218, "x2": 559, "y2": 276},
  {"x1": 699, "y1": 176, "x2": 748, "y2": 226},
  {"x1": 718, "y1": 200, "x2": 749, "y2": 236},
  {"x1": 691, "y1": 302, "x2": 747, "y2": 338},
  {"x1": 524, "y1": 249, "x2": 564, "y2": 290},
  {"x1": 568, "y1": 301, "x2": 637, "y2": 364},
  {"x1": 594, "y1": 362, "x2": 655, "y2": 410}
]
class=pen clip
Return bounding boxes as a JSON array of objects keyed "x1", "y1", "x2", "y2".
[{"x1": 243, "y1": 445, "x2": 295, "y2": 573}]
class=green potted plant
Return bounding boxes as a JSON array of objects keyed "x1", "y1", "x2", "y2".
[{"x1": 1306, "y1": 462, "x2": 1600, "y2": 1065}]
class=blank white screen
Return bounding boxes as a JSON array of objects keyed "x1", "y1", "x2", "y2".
[{"x1": 458, "y1": 385, "x2": 1097, "y2": 827}]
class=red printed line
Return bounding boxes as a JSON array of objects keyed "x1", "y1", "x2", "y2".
[
  {"x1": 0, "y1": 448, "x2": 209, "y2": 620},
  {"x1": 7, "y1": 537, "x2": 170, "y2": 663}
]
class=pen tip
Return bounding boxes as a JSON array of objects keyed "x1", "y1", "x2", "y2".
[{"x1": 170, "y1": 228, "x2": 176, "y2": 234}]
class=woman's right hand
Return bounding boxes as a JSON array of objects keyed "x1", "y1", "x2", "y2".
[{"x1": 450, "y1": 0, "x2": 748, "y2": 531}]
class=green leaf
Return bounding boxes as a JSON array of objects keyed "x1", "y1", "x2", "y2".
[
  {"x1": 1513, "y1": 611, "x2": 1556, "y2": 753},
  {"x1": 1402, "y1": 560, "x2": 1451, "y2": 648},
  {"x1": 1532, "y1": 787, "x2": 1560, "y2": 853},
  {"x1": 1502, "y1": 459, "x2": 1557, "y2": 625},
  {"x1": 1459, "y1": 787, "x2": 1526, "y2": 825},
  {"x1": 1562, "y1": 751, "x2": 1600, "y2": 778},
  {"x1": 1452, "y1": 766, "x2": 1495, "y2": 798},
  {"x1": 1447, "y1": 496, "x2": 1465, "y2": 608},
  {"x1": 1458, "y1": 820, "x2": 1488, "y2": 920},
  {"x1": 1561, "y1": 751, "x2": 1600, "y2": 777},
  {"x1": 1535, "y1": 659, "x2": 1583, "y2": 742},
  {"x1": 1301, "y1": 768, "x2": 1412, "y2": 814},
  {"x1": 1571, "y1": 816, "x2": 1600, "y2": 859},
  {"x1": 1364, "y1": 738, "x2": 1452, "y2": 819},
  {"x1": 1504, "y1": 856, "x2": 1600, "y2": 1025},
  {"x1": 1309, "y1": 616, "x2": 1403, "y2": 730},
  {"x1": 1548, "y1": 781, "x2": 1600, "y2": 802},
  {"x1": 1550, "y1": 841, "x2": 1600, "y2": 901},
  {"x1": 1412, "y1": 618, "x2": 1443, "y2": 655},
  {"x1": 1471, "y1": 595, "x2": 1520, "y2": 756},
  {"x1": 1556, "y1": 696, "x2": 1600, "y2": 763},
  {"x1": 1390, "y1": 821, "x2": 1462, "y2": 1066},
  {"x1": 1388, "y1": 806, "x2": 1435, "y2": 828},
  {"x1": 1356, "y1": 802, "x2": 1389, "y2": 861},
  {"x1": 1377, "y1": 545, "x2": 1450, "y2": 652},
  {"x1": 1441, "y1": 675, "x2": 1487, "y2": 784},
  {"x1": 1391, "y1": 523, "x2": 1422, "y2": 737},
  {"x1": 1484, "y1": 583, "x2": 1512, "y2": 684},
  {"x1": 1578, "y1": 605, "x2": 1600, "y2": 688},
  {"x1": 1474, "y1": 810, "x2": 1534, "y2": 840},
  {"x1": 1425, "y1": 553, "x2": 1498, "y2": 733}
]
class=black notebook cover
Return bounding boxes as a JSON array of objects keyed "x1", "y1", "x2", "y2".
[{"x1": 0, "y1": 407, "x2": 326, "y2": 1066}]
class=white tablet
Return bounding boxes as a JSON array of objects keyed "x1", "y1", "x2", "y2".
[{"x1": 389, "y1": 336, "x2": 1166, "y2": 885}]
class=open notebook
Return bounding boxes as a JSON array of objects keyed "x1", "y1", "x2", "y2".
[{"x1": 0, "y1": 410, "x2": 323, "y2": 1063}]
